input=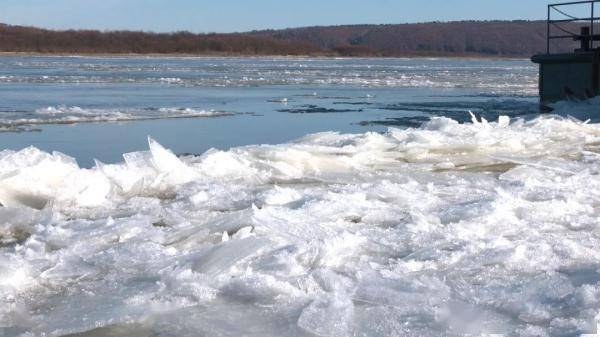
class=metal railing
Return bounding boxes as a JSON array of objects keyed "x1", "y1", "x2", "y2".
[{"x1": 547, "y1": 0, "x2": 600, "y2": 53}]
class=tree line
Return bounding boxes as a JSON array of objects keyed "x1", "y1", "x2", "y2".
[
  {"x1": 0, "y1": 21, "x2": 581, "y2": 57},
  {"x1": 0, "y1": 24, "x2": 320, "y2": 55}
]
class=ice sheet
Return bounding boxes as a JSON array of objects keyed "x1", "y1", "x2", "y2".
[
  {"x1": 1, "y1": 115, "x2": 599, "y2": 336},
  {"x1": 0, "y1": 57, "x2": 538, "y2": 94},
  {"x1": 0, "y1": 106, "x2": 232, "y2": 131}
]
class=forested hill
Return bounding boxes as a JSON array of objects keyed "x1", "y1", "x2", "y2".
[
  {"x1": 251, "y1": 21, "x2": 575, "y2": 57},
  {"x1": 0, "y1": 21, "x2": 574, "y2": 57}
]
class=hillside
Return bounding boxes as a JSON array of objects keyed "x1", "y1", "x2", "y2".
[
  {"x1": 252, "y1": 21, "x2": 577, "y2": 57},
  {"x1": 0, "y1": 21, "x2": 577, "y2": 57}
]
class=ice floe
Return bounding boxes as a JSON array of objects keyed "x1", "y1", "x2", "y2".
[
  {"x1": 0, "y1": 115, "x2": 599, "y2": 336},
  {"x1": 0, "y1": 106, "x2": 232, "y2": 131}
]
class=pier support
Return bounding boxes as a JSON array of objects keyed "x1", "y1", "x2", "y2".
[{"x1": 531, "y1": 51, "x2": 600, "y2": 104}]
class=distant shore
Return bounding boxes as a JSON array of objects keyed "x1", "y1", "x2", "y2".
[
  {"x1": 0, "y1": 51, "x2": 529, "y2": 61},
  {"x1": 0, "y1": 21, "x2": 558, "y2": 59}
]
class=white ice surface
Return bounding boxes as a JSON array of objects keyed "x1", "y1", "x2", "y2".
[
  {"x1": 1, "y1": 115, "x2": 600, "y2": 336},
  {"x1": 0, "y1": 59, "x2": 538, "y2": 95},
  {"x1": 550, "y1": 96, "x2": 600, "y2": 120},
  {"x1": 0, "y1": 106, "x2": 231, "y2": 130}
]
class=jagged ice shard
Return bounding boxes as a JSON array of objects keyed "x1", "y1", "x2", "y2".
[{"x1": 1, "y1": 115, "x2": 600, "y2": 336}]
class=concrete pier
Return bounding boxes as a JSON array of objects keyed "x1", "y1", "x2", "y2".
[{"x1": 531, "y1": 51, "x2": 600, "y2": 104}]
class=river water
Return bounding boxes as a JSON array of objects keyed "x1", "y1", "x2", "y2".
[{"x1": 1, "y1": 56, "x2": 599, "y2": 337}]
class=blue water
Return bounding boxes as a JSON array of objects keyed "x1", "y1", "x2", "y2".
[{"x1": 0, "y1": 56, "x2": 539, "y2": 167}]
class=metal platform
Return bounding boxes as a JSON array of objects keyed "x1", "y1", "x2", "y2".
[
  {"x1": 546, "y1": 0, "x2": 600, "y2": 53},
  {"x1": 532, "y1": 1, "x2": 600, "y2": 103}
]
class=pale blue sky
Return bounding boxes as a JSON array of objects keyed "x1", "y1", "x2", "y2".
[{"x1": 0, "y1": 1, "x2": 555, "y2": 33}]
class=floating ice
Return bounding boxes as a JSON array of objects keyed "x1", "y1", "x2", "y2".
[
  {"x1": 550, "y1": 96, "x2": 600, "y2": 121},
  {"x1": 0, "y1": 57, "x2": 539, "y2": 95},
  {"x1": 1, "y1": 115, "x2": 599, "y2": 336},
  {"x1": 0, "y1": 106, "x2": 233, "y2": 131}
]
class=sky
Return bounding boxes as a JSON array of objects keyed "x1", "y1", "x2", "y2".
[{"x1": 0, "y1": 0, "x2": 558, "y2": 33}]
